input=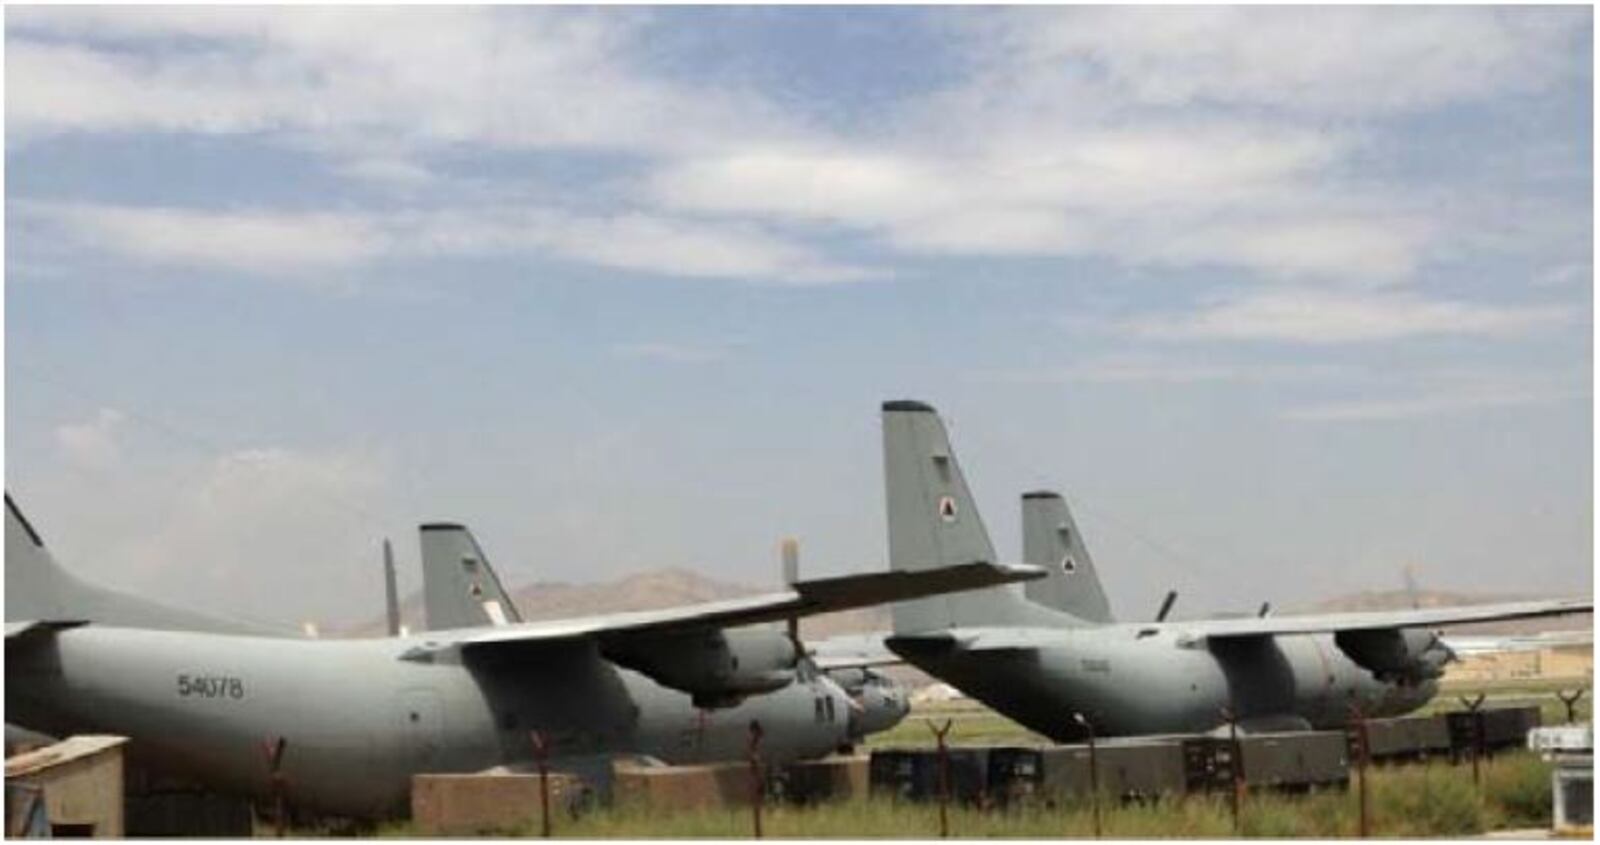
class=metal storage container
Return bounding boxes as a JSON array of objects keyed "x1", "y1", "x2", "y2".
[
  {"x1": 1236, "y1": 731, "x2": 1349, "y2": 791},
  {"x1": 1358, "y1": 715, "x2": 1452, "y2": 762},
  {"x1": 868, "y1": 747, "x2": 989, "y2": 804}
]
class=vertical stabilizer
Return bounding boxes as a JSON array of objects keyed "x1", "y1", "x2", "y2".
[
  {"x1": 418, "y1": 523, "x2": 524, "y2": 631},
  {"x1": 6, "y1": 493, "x2": 280, "y2": 635},
  {"x1": 6, "y1": 495, "x2": 70, "y2": 622},
  {"x1": 883, "y1": 401, "x2": 1038, "y2": 633},
  {"x1": 1021, "y1": 491, "x2": 1115, "y2": 623}
]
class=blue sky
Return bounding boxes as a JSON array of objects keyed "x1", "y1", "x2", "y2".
[{"x1": 6, "y1": 6, "x2": 1592, "y2": 628}]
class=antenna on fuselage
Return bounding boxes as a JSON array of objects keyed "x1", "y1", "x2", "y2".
[
  {"x1": 1258, "y1": 601, "x2": 1271, "y2": 618},
  {"x1": 383, "y1": 538, "x2": 401, "y2": 637},
  {"x1": 1155, "y1": 590, "x2": 1178, "y2": 622},
  {"x1": 781, "y1": 537, "x2": 801, "y2": 648}
]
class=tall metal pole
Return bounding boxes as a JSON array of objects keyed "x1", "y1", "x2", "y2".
[
  {"x1": 929, "y1": 719, "x2": 953, "y2": 839},
  {"x1": 748, "y1": 720, "x2": 765, "y2": 839}
]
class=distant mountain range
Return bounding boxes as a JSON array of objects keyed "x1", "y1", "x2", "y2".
[{"x1": 341, "y1": 568, "x2": 1590, "y2": 638}]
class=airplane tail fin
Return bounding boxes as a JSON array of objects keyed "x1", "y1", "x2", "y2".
[
  {"x1": 6, "y1": 494, "x2": 73, "y2": 622},
  {"x1": 1021, "y1": 491, "x2": 1115, "y2": 624},
  {"x1": 6, "y1": 493, "x2": 284, "y2": 635},
  {"x1": 418, "y1": 523, "x2": 524, "y2": 631},
  {"x1": 883, "y1": 401, "x2": 1044, "y2": 633}
]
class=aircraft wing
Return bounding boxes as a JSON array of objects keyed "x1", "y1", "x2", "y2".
[
  {"x1": 1442, "y1": 630, "x2": 1593, "y2": 657},
  {"x1": 1175, "y1": 598, "x2": 1591, "y2": 641},
  {"x1": 808, "y1": 633, "x2": 903, "y2": 670},
  {"x1": 418, "y1": 561, "x2": 1045, "y2": 652}
]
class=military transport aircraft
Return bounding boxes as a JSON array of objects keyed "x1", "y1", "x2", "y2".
[
  {"x1": 413, "y1": 520, "x2": 911, "y2": 744},
  {"x1": 5, "y1": 494, "x2": 1041, "y2": 817},
  {"x1": 876, "y1": 400, "x2": 1592, "y2": 741}
]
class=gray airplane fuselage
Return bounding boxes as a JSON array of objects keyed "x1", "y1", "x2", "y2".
[
  {"x1": 8, "y1": 626, "x2": 851, "y2": 818},
  {"x1": 891, "y1": 624, "x2": 1435, "y2": 741}
]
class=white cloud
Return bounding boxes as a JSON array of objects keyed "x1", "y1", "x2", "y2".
[
  {"x1": 7, "y1": 7, "x2": 809, "y2": 156},
  {"x1": 1283, "y1": 379, "x2": 1584, "y2": 422},
  {"x1": 6, "y1": 7, "x2": 1587, "y2": 287},
  {"x1": 990, "y1": 7, "x2": 1584, "y2": 116},
  {"x1": 114, "y1": 446, "x2": 394, "y2": 626},
  {"x1": 988, "y1": 356, "x2": 1348, "y2": 385},
  {"x1": 16, "y1": 201, "x2": 875, "y2": 285},
  {"x1": 1126, "y1": 290, "x2": 1576, "y2": 344},
  {"x1": 54, "y1": 408, "x2": 127, "y2": 469},
  {"x1": 22, "y1": 202, "x2": 388, "y2": 280}
]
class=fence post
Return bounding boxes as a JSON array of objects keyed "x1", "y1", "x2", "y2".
[
  {"x1": 928, "y1": 719, "x2": 953, "y2": 838},
  {"x1": 1220, "y1": 707, "x2": 1243, "y2": 833},
  {"x1": 1557, "y1": 689, "x2": 1585, "y2": 724},
  {"x1": 260, "y1": 736, "x2": 289, "y2": 838},
  {"x1": 1072, "y1": 712, "x2": 1101, "y2": 838},
  {"x1": 530, "y1": 730, "x2": 552, "y2": 838},
  {"x1": 748, "y1": 720, "x2": 765, "y2": 839},
  {"x1": 1348, "y1": 703, "x2": 1369, "y2": 837},
  {"x1": 1458, "y1": 693, "x2": 1486, "y2": 788}
]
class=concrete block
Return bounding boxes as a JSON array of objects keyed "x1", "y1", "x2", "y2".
[
  {"x1": 781, "y1": 755, "x2": 868, "y2": 804},
  {"x1": 611, "y1": 760, "x2": 758, "y2": 811},
  {"x1": 411, "y1": 771, "x2": 582, "y2": 836}
]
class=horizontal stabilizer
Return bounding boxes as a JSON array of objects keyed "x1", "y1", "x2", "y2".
[{"x1": 5, "y1": 620, "x2": 88, "y2": 642}]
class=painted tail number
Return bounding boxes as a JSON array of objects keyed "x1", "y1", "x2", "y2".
[{"x1": 178, "y1": 674, "x2": 245, "y2": 699}]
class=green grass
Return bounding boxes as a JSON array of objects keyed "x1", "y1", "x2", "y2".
[
  {"x1": 863, "y1": 702, "x2": 1049, "y2": 749},
  {"x1": 367, "y1": 751, "x2": 1556, "y2": 838}
]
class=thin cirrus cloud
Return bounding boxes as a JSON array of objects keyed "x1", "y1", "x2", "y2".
[
  {"x1": 16, "y1": 201, "x2": 876, "y2": 286},
  {"x1": 1124, "y1": 290, "x2": 1577, "y2": 345},
  {"x1": 1281, "y1": 376, "x2": 1586, "y2": 422}
]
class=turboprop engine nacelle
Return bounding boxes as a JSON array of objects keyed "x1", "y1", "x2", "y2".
[
  {"x1": 604, "y1": 628, "x2": 798, "y2": 708},
  {"x1": 1334, "y1": 627, "x2": 1454, "y2": 685}
]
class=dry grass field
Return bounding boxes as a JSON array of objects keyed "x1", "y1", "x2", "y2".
[
  {"x1": 355, "y1": 678, "x2": 1585, "y2": 838},
  {"x1": 368, "y1": 750, "x2": 1553, "y2": 838}
]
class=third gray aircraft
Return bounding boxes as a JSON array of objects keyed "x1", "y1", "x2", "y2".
[{"x1": 868, "y1": 400, "x2": 1591, "y2": 741}]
